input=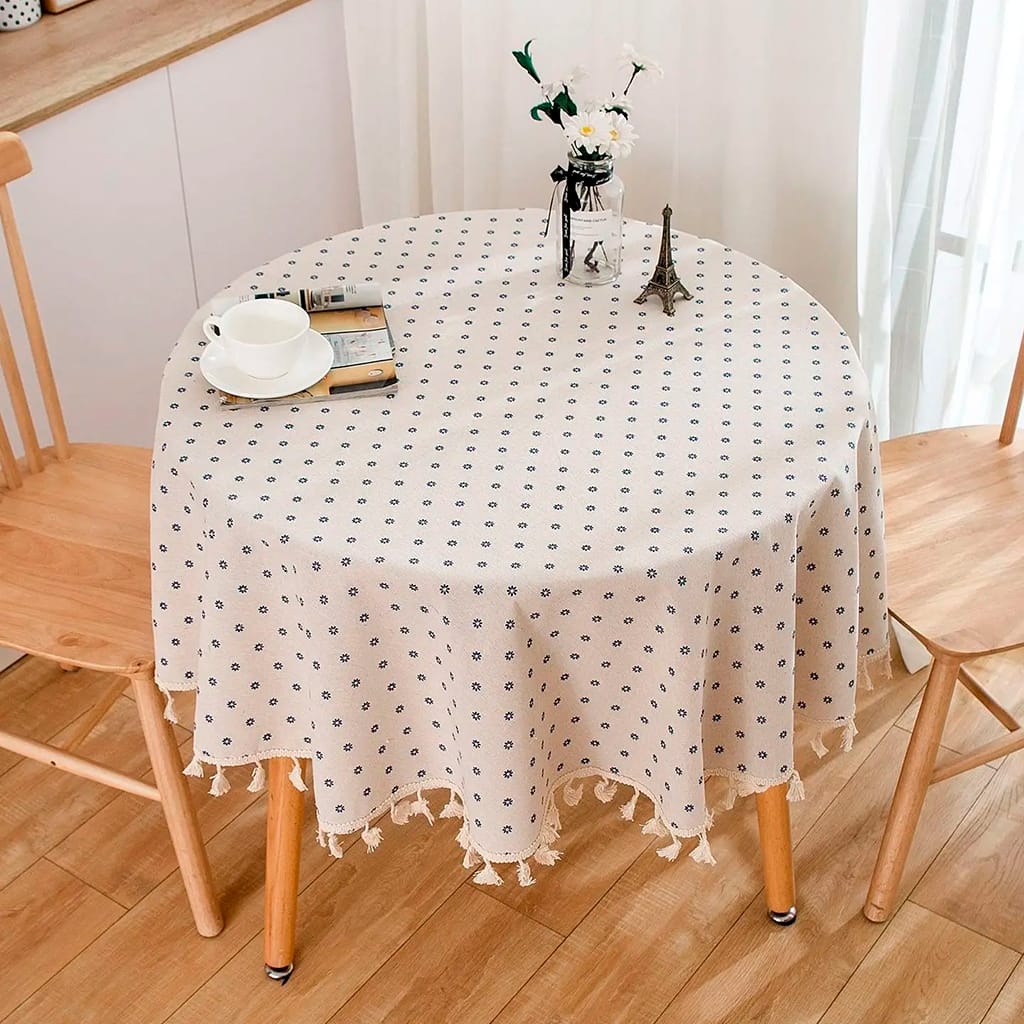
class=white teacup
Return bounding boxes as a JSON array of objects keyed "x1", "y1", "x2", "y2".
[{"x1": 203, "y1": 299, "x2": 310, "y2": 380}]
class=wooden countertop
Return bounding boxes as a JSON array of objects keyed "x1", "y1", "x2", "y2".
[{"x1": 0, "y1": 0, "x2": 312, "y2": 132}]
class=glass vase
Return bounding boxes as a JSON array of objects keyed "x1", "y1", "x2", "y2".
[{"x1": 554, "y1": 155, "x2": 624, "y2": 286}]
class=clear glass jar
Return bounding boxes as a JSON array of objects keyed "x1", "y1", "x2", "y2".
[{"x1": 554, "y1": 155, "x2": 625, "y2": 286}]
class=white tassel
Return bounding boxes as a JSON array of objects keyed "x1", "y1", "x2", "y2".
[
  {"x1": 787, "y1": 770, "x2": 806, "y2": 802},
  {"x1": 362, "y1": 822, "x2": 384, "y2": 852},
  {"x1": 288, "y1": 758, "x2": 308, "y2": 792},
  {"x1": 209, "y1": 766, "x2": 230, "y2": 797},
  {"x1": 410, "y1": 788, "x2": 435, "y2": 826},
  {"x1": 316, "y1": 829, "x2": 327, "y2": 847},
  {"x1": 810, "y1": 730, "x2": 830, "y2": 758},
  {"x1": 327, "y1": 833, "x2": 345, "y2": 859},
  {"x1": 563, "y1": 777, "x2": 584, "y2": 806},
  {"x1": 439, "y1": 788, "x2": 464, "y2": 819},
  {"x1": 641, "y1": 816, "x2": 670, "y2": 837},
  {"x1": 456, "y1": 819, "x2": 472, "y2": 850},
  {"x1": 391, "y1": 799, "x2": 414, "y2": 825},
  {"x1": 517, "y1": 859, "x2": 536, "y2": 887},
  {"x1": 841, "y1": 719, "x2": 858, "y2": 752},
  {"x1": 689, "y1": 831, "x2": 717, "y2": 865},
  {"x1": 657, "y1": 837, "x2": 683, "y2": 861},
  {"x1": 182, "y1": 755, "x2": 204, "y2": 778},
  {"x1": 533, "y1": 845, "x2": 562, "y2": 866},
  {"x1": 619, "y1": 787, "x2": 640, "y2": 821},
  {"x1": 462, "y1": 845, "x2": 483, "y2": 870},
  {"x1": 474, "y1": 861, "x2": 503, "y2": 886},
  {"x1": 882, "y1": 653, "x2": 893, "y2": 681},
  {"x1": 161, "y1": 690, "x2": 179, "y2": 725},
  {"x1": 594, "y1": 778, "x2": 618, "y2": 803},
  {"x1": 547, "y1": 802, "x2": 562, "y2": 833},
  {"x1": 720, "y1": 781, "x2": 738, "y2": 811},
  {"x1": 247, "y1": 761, "x2": 266, "y2": 793},
  {"x1": 858, "y1": 657, "x2": 875, "y2": 692}
]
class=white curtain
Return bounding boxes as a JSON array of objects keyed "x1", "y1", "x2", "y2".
[
  {"x1": 859, "y1": 0, "x2": 1024, "y2": 439},
  {"x1": 342, "y1": 0, "x2": 867, "y2": 334}
]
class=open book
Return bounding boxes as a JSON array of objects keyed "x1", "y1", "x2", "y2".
[{"x1": 216, "y1": 283, "x2": 398, "y2": 408}]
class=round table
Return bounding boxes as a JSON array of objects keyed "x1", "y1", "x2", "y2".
[{"x1": 152, "y1": 210, "x2": 888, "y2": 969}]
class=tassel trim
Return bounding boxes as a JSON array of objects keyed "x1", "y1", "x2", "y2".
[
  {"x1": 161, "y1": 689, "x2": 179, "y2": 726},
  {"x1": 289, "y1": 758, "x2": 307, "y2": 792},
  {"x1": 247, "y1": 761, "x2": 266, "y2": 793},
  {"x1": 439, "y1": 788, "x2": 464, "y2": 819},
  {"x1": 620, "y1": 787, "x2": 640, "y2": 821},
  {"x1": 209, "y1": 765, "x2": 229, "y2": 797}
]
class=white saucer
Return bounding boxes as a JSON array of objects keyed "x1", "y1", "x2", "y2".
[{"x1": 200, "y1": 329, "x2": 334, "y2": 399}]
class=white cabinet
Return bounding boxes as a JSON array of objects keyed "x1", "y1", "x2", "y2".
[{"x1": 169, "y1": 0, "x2": 362, "y2": 302}]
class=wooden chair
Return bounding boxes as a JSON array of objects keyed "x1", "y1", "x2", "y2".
[
  {"x1": 864, "y1": 329, "x2": 1024, "y2": 922},
  {"x1": 0, "y1": 131, "x2": 222, "y2": 937}
]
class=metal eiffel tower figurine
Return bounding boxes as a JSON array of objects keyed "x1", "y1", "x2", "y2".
[{"x1": 635, "y1": 205, "x2": 692, "y2": 315}]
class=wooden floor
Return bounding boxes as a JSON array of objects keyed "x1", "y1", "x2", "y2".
[{"x1": 2, "y1": 648, "x2": 1024, "y2": 1024}]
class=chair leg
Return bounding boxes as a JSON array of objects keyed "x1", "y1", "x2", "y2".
[
  {"x1": 756, "y1": 782, "x2": 797, "y2": 924},
  {"x1": 864, "y1": 653, "x2": 961, "y2": 923},
  {"x1": 130, "y1": 672, "x2": 223, "y2": 937},
  {"x1": 264, "y1": 756, "x2": 305, "y2": 983}
]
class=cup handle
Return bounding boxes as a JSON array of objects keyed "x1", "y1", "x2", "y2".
[{"x1": 202, "y1": 315, "x2": 223, "y2": 344}]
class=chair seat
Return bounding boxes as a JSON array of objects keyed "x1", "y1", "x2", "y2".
[
  {"x1": 0, "y1": 443, "x2": 153, "y2": 674},
  {"x1": 882, "y1": 424, "x2": 1024, "y2": 658}
]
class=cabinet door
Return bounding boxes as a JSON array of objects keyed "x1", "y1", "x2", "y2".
[
  {"x1": 169, "y1": 0, "x2": 362, "y2": 302},
  {"x1": 0, "y1": 67, "x2": 195, "y2": 449}
]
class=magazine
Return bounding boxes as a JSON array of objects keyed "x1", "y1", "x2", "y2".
[{"x1": 216, "y1": 283, "x2": 399, "y2": 408}]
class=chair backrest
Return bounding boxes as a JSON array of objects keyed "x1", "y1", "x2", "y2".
[
  {"x1": 1000, "y1": 329, "x2": 1024, "y2": 445},
  {"x1": 0, "y1": 131, "x2": 69, "y2": 490}
]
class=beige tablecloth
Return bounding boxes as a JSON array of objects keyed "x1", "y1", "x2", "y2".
[{"x1": 152, "y1": 210, "x2": 888, "y2": 884}]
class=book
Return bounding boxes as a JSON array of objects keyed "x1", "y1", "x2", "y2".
[{"x1": 216, "y1": 283, "x2": 399, "y2": 408}]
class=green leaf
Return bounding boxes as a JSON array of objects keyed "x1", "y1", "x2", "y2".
[
  {"x1": 512, "y1": 39, "x2": 540, "y2": 83},
  {"x1": 606, "y1": 105, "x2": 629, "y2": 118},
  {"x1": 530, "y1": 101, "x2": 559, "y2": 124},
  {"x1": 552, "y1": 88, "x2": 577, "y2": 118}
]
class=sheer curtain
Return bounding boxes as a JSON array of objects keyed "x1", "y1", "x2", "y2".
[
  {"x1": 859, "y1": 0, "x2": 1024, "y2": 439},
  {"x1": 858, "y1": 0, "x2": 1023, "y2": 670},
  {"x1": 342, "y1": 0, "x2": 867, "y2": 334}
]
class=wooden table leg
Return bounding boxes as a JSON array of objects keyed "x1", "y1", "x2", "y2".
[
  {"x1": 756, "y1": 782, "x2": 797, "y2": 925},
  {"x1": 864, "y1": 653, "x2": 960, "y2": 923},
  {"x1": 264, "y1": 757, "x2": 305, "y2": 982}
]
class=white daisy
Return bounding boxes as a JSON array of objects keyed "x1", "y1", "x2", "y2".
[
  {"x1": 619, "y1": 43, "x2": 664, "y2": 80},
  {"x1": 606, "y1": 113, "x2": 638, "y2": 159},
  {"x1": 562, "y1": 109, "x2": 613, "y2": 155}
]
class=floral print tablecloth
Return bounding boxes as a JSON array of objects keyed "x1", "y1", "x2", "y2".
[{"x1": 152, "y1": 210, "x2": 888, "y2": 884}]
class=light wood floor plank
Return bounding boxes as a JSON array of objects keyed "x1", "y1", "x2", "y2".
[
  {"x1": 490, "y1": 655, "x2": 926, "y2": 1024},
  {"x1": 818, "y1": 902, "x2": 1017, "y2": 1024},
  {"x1": 983, "y1": 958, "x2": 1024, "y2": 1024},
  {"x1": 0, "y1": 696, "x2": 187, "y2": 891},
  {"x1": 327, "y1": 886, "x2": 561, "y2": 1024},
  {"x1": 166, "y1": 814, "x2": 471, "y2": 1024},
  {"x1": 656, "y1": 727, "x2": 993, "y2": 1024},
  {"x1": 4, "y1": 793, "x2": 343, "y2": 1024},
  {"x1": 48, "y1": 738, "x2": 260, "y2": 908},
  {"x1": 0, "y1": 859, "x2": 123, "y2": 1020},
  {"x1": 913, "y1": 740, "x2": 1024, "y2": 952},
  {"x1": 0, "y1": 661, "x2": 123, "y2": 778}
]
